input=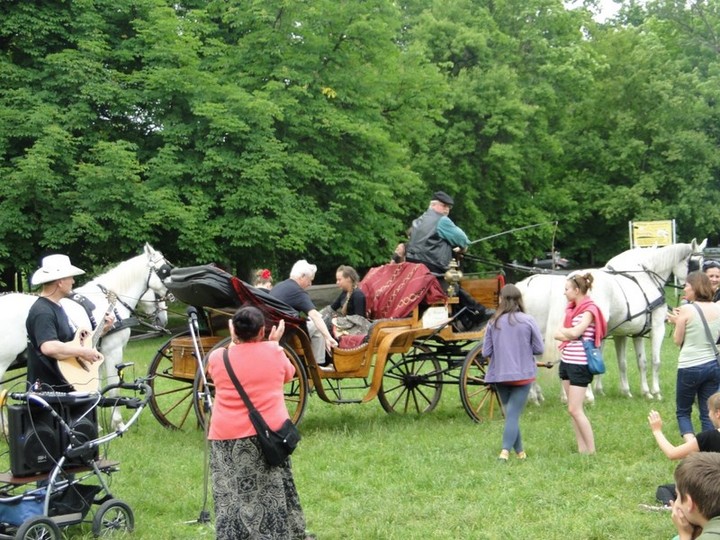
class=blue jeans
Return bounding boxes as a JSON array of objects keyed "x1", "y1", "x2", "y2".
[
  {"x1": 495, "y1": 383, "x2": 532, "y2": 453},
  {"x1": 676, "y1": 360, "x2": 720, "y2": 436}
]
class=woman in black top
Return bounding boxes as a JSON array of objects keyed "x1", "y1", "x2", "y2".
[{"x1": 330, "y1": 265, "x2": 366, "y2": 317}]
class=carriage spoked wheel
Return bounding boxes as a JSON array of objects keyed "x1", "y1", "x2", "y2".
[
  {"x1": 378, "y1": 343, "x2": 443, "y2": 414},
  {"x1": 91, "y1": 498, "x2": 135, "y2": 537},
  {"x1": 15, "y1": 516, "x2": 61, "y2": 540},
  {"x1": 459, "y1": 342, "x2": 501, "y2": 423},
  {"x1": 193, "y1": 339, "x2": 310, "y2": 429},
  {"x1": 147, "y1": 331, "x2": 204, "y2": 430}
]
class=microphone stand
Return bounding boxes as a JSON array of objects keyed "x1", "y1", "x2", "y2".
[{"x1": 185, "y1": 307, "x2": 213, "y2": 526}]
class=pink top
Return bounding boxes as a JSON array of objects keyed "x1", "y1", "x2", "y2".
[{"x1": 207, "y1": 341, "x2": 295, "y2": 440}]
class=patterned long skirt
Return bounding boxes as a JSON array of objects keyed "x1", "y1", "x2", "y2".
[{"x1": 210, "y1": 437, "x2": 307, "y2": 540}]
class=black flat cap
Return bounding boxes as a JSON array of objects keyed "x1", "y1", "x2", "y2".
[{"x1": 432, "y1": 191, "x2": 454, "y2": 206}]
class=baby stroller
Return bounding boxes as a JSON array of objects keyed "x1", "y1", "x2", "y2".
[{"x1": 0, "y1": 365, "x2": 152, "y2": 539}]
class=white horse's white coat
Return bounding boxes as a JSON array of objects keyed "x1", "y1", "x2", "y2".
[
  {"x1": 0, "y1": 244, "x2": 170, "y2": 427},
  {"x1": 517, "y1": 239, "x2": 705, "y2": 403}
]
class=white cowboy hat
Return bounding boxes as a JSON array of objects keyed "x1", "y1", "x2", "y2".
[{"x1": 31, "y1": 254, "x2": 85, "y2": 286}]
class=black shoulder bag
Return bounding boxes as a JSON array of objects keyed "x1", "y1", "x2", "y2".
[
  {"x1": 690, "y1": 303, "x2": 720, "y2": 368},
  {"x1": 222, "y1": 349, "x2": 301, "y2": 466}
]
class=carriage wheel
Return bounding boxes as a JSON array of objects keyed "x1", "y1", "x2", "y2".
[
  {"x1": 15, "y1": 516, "x2": 61, "y2": 540},
  {"x1": 91, "y1": 499, "x2": 135, "y2": 536},
  {"x1": 460, "y1": 342, "x2": 501, "y2": 423},
  {"x1": 147, "y1": 331, "x2": 199, "y2": 430},
  {"x1": 193, "y1": 341, "x2": 309, "y2": 428},
  {"x1": 378, "y1": 344, "x2": 443, "y2": 414}
]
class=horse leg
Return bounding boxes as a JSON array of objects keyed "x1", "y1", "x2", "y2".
[
  {"x1": 630, "y1": 336, "x2": 652, "y2": 399},
  {"x1": 612, "y1": 337, "x2": 632, "y2": 398},
  {"x1": 528, "y1": 381, "x2": 545, "y2": 406},
  {"x1": 100, "y1": 331, "x2": 129, "y2": 430},
  {"x1": 650, "y1": 312, "x2": 666, "y2": 400}
]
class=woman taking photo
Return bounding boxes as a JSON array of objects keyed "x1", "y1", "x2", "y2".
[
  {"x1": 553, "y1": 273, "x2": 607, "y2": 454},
  {"x1": 207, "y1": 306, "x2": 312, "y2": 540},
  {"x1": 482, "y1": 284, "x2": 544, "y2": 462},
  {"x1": 667, "y1": 271, "x2": 720, "y2": 442}
]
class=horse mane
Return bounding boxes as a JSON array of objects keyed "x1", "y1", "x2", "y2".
[
  {"x1": 81, "y1": 253, "x2": 147, "y2": 296},
  {"x1": 605, "y1": 243, "x2": 691, "y2": 272}
]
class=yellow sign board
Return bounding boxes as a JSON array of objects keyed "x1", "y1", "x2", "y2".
[{"x1": 629, "y1": 220, "x2": 675, "y2": 248}]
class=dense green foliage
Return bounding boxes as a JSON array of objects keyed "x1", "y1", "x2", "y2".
[{"x1": 3, "y1": 0, "x2": 720, "y2": 284}]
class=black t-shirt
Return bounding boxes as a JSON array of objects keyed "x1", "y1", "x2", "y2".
[
  {"x1": 26, "y1": 297, "x2": 74, "y2": 391},
  {"x1": 270, "y1": 279, "x2": 315, "y2": 316},
  {"x1": 331, "y1": 289, "x2": 367, "y2": 317},
  {"x1": 696, "y1": 429, "x2": 720, "y2": 452}
]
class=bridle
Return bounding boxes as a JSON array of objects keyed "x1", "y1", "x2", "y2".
[{"x1": 145, "y1": 250, "x2": 174, "y2": 303}]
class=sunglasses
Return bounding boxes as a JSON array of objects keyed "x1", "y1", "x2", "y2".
[{"x1": 703, "y1": 260, "x2": 720, "y2": 270}]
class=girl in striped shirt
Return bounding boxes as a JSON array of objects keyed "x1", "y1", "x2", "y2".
[{"x1": 554, "y1": 273, "x2": 607, "y2": 454}]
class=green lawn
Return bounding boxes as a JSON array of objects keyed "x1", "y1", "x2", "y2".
[{"x1": 1, "y1": 329, "x2": 688, "y2": 539}]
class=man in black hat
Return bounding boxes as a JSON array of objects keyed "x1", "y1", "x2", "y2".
[{"x1": 405, "y1": 191, "x2": 493, "y2": 331}]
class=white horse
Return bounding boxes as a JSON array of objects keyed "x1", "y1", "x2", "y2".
[
  {"x1": 517, "y1": 239, "x2": 705, "y2": 403},
  {"x1": 0, "y1": 243, "x2": 172, "y2": 428}
]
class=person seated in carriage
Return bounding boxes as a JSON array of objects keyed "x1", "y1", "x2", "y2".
[
  {"x1": 270, "y1": 260, "x2": 338, "y2": 366},
  {"x1": 25, "y1": 254, "x2": 114, "y2": 392},
  {"x1": 404, "y1": 190, "x2": 494, "y2": 332},
  {"x1": 322, "y1": 265, "x2": 371, "y2": 342}
]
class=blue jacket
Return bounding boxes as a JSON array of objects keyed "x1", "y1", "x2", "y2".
[{"x1": 482, "y1": 312, "x2": 544, "y2": 383}]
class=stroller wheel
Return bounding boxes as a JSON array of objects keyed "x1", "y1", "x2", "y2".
[
  {"x1": 92, "y1": 499, "x2": 134, "y2": 537},
  {"x1": 15, "y1": 516, "x2": 61, "y2": 540}
]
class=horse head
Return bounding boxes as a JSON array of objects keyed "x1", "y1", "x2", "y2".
[
  {"x1": 670, "y1": 238, "x2": 707, "y2": 285},
  {"x1": 143, "y1": 243, "x2": 173, "y2": 301}
]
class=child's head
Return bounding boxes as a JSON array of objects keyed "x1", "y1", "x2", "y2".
[
  {"x1": 674, "y1": 453, "x2": 720, "y2": 524},
  {"x1": 709, "y1": 392, "x2": 720, "y2": 428}
]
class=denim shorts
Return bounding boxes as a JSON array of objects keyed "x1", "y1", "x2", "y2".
[{"x1": 559, "y1": 361, "x2": 593, "y2": 387}]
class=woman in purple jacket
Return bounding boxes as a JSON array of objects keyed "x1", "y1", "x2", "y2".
[{"x1": 482, "y1": 284, "x2": 544, "y2": 462}]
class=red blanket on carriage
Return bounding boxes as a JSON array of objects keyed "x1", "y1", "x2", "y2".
[{"x1": 359, "y1": 262, "x2": 446, "y2": 319}]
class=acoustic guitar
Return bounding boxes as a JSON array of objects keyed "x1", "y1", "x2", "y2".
[{"x1": 59, "y1": 293, "x2": 116, "y2": 392}]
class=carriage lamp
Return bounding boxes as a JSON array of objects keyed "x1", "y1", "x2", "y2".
[{"x1": 444, "y1": 259, "x2": 463, "y2": 297}]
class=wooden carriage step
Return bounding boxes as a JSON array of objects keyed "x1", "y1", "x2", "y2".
[{"x1": 0, "y1": 459, "x2": 120, "y2": 485}]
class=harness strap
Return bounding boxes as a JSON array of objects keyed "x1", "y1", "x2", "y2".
[
  {"x1": 66, "y1": 293, "x2": 99, "y2": 330},
  {"x1": 603, "y1": 265, "x2": 667, "y2": 336}
]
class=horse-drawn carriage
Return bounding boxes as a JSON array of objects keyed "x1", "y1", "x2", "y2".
[{"x1": 145, "y1": 262, "x2": 505, "y2": 429}]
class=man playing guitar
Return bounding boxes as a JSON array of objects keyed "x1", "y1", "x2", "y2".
[{"x1": 26, "y1": 254, "x2": 114, "y2": 392}]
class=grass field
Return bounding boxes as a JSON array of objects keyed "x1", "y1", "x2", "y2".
[{"x1": 0, "y1": 325, "x2": 690, "y2": 539}]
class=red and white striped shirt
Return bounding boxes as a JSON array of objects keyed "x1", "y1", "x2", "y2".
[{"x1": 562, "y1": 313, "x2": 596, "y2": 365}]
